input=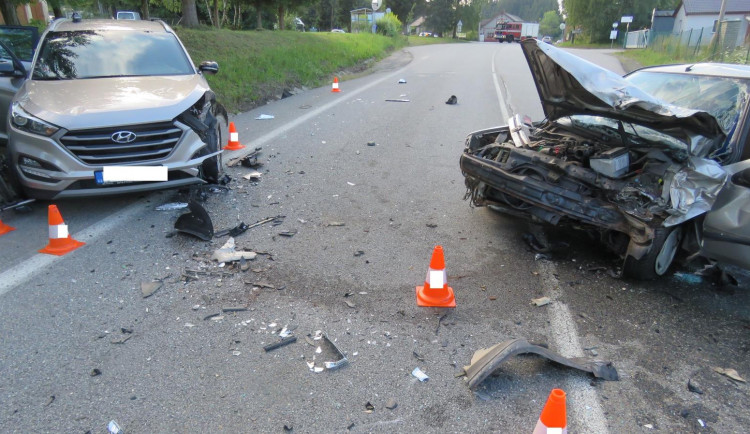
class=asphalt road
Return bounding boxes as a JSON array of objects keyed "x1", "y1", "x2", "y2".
[{"x1": 0, "y1": 42, "x2": 748, "y2": 433}]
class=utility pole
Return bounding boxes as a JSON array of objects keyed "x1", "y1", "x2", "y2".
[{"x1": 710, "y1": 0, "x2": 728, "y2": 59}]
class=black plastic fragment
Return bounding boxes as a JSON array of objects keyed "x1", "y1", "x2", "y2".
[
  {"x1": 215, "y1": 222, "x2": 249, "y2": 237},
  {"x1": 174, "y1": 201, "x2": 214, "y2": 241},
  {"x1": 445, "y1": 95, "x2": 457, "y2": 105},
  {"x1": 263, "y1": 336, "x2": 297, "y2": 352}
]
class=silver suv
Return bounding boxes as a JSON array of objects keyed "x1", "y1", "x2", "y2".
[{"x1": 4, "y1": 18, "x2": 226, "y2": 199}]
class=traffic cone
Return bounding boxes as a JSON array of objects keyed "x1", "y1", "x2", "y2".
[
  {"x1": 532, "y1": 389, "x2": 567, "y2": 434},
  {"x1": 331, "y1": 77, "x2": 341, "y2": 93},
  {"x1": 39, "y1": 205, "x2": 85, "y2": 256},
  {"x1": 416, "y1": 245, "x2": 456, "y2": 307},
  {"x1": 224, "y1": 122, "x2": 245, "y2": 150},
  {"x1": 0, "y1": 218, "x2": 14, "y2": 236}
]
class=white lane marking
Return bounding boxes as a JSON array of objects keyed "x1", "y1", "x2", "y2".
[
  {"x1": 491, "y1": 49, "x2": 510, "y2": 121},
  {"x1": 537, "y1": 260, "x2": 609, "y2": 434},
  {"x1": 0, "y1": 199, "x2": 147, "y2": 297},
  {"x1": 0, "y1": 54, "x2": 417, "y2": 298}
]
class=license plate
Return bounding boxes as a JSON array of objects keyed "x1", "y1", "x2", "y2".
[{"x1": 95, "y1": 166, "x2": 168, "y2": 185}]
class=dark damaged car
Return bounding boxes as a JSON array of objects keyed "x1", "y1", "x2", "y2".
[
  {"x1": 460, "y1": 39, "x2": 750, "y2": 279},
  {"x1": 3, "y1": 18, "x2": 226, "y2": 200}
]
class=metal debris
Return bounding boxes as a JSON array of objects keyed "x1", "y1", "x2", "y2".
[
  {"x1": 322, "y1": 334, "x2": 349, "y2": 370},
  {"x1": 462, "y1": 338, "x2": 619, "y2": 389},
  {"x1": 386, "y1": 99, "x2": 410, "y2": 102},
  {"x1": 155, "y1": 202, "x2": 188, "y2": 211},
  {"x1": 412, "y1": 367, "x2": 429, "y2": 382},
  {"x1": 211, "y1": 237, "x2": 257, "y2": 263},
  {"x1": 263, "y1": 336, "x2": 297, "y2": 352},
  {"x1": 141, "y1": 281, "x2": 162, "y2": 298},
  {"x1": 215, "y1": 222, "x2": 250, "y2": 238},
  {"x1": 531, "y1": 296, "x2": 551, "y2": 307}
]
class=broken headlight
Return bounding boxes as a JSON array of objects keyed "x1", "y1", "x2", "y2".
[{"x1": 11, "y1": 102, "x2": 60, "y2": 137}]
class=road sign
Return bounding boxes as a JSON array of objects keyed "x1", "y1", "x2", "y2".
[
  {"x1": 559, "y1": 23, "x2": 566, "y2": 30},
  {"x1": 621, "y1": 16, "x2": 633, "y2": 23},
  {"x1": 371, "y1": 0, "x2": 381, "y2": 11},
  {"x1": 457, "y1": 20, "x2": 463, "y2": 33},
  {"x1": 610, "y1": 30, "x2": 618, "y2": 40}
]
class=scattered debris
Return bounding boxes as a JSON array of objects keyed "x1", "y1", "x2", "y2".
[
  {"x1": 141, "y1": 281, "x2": 162, "y2": 298},
  {"x1": 367, "y1": 141, "x2": 377, "y2": 146},
  {"x1": 353, "y1": 250, "x2": 365, "y2": 257},
  {"x1": 445, "y1": 95, "x2": 457, "y2": 105},
  {"x1": 713, "y1": 367, "x2": 746, "y2": 382},
  {"x1": 698, "y1": 264, "x2": 739, "y2": 287},
  {"x1": 462, "y1": 338, "x2": 619, "y2": 389},
  {"x1": 344, "y1": 300, "x2": 356, "y2": 308},
  {"x1": 322, "y1": 334, "x2": 349, "y2": 370},
  {"x1": 174, "y1": 201, "x2": 214, "y2": 241},
  {"x1": 412, "y1": 367, "x2": 429, "y2": 382},
  {"x1": 426, "y1": 223, "x2": 437, "y2": 228},
  {"x1": 688, "y1": 378, "x2": 704, "y2": 394},
  {"x1": 155, "y1": 202, "x2": 188, "y2": 211},
  {"x1": 325, "y1": 221, "x2": 345, "y2": 227},
  {"x1": 385, "y1": 398, "x2": 398, "y2": 409},
  {"x1": 263, "y1": 336, "x2": 297, "y2": 352},
  {"x1": 215, "y1": 222, "x2": 250, "y2": 238},
  {"x1": 255, "y1": 114, "x2": 275, "y2": 120},
  {"x1": 534, "y1": 253, "x2": 550, "y2": 261},
  {"x1": 45, "y1": 395, "x2": 55, "y2": 407},
  {"x1": 184, "y1": 322, "x2": 196, "y2": 328},
  {"x1": 398, "y1": 78, "x2": 406, "y2": 84},
  {"x1": 227, "y1": 147, "x2": 263, "y2": 168},
  {"x1": 531, "y1": 296, "x2": 551, "y2": 307},
  {"x1": 90, "y1": 368, "x2": 102, "y2": 377},
  {"x1": 364, "y1": 402, "x2": 375, "y2": 413},
  {"x1": 211, "y1": 237, "x2": 257, "y2": 263},
  {"x1": 413, "y1": 351, "x2": 425, "y2": 362},
  {"x1": 283, "y1": 424, "x2": 293, "y2": 432},
  {"x1": 222, "y1": 306, "x2": 248, "y2": 313},
  {"x1": 111, "y1": 334, "x2": 132, "y2": 345},
  {"x1": 278, "y1": 229, "x2": 298, "y2": 237},
  {"x1": 107, "y1": 420, "x2": 123, "y2": 434},
  {"x1": 385, "y1": 99, "x2": 410, "y2": 102},
  {"x1": 242, "y1": 171, "x2": 263, "y2": 181}
]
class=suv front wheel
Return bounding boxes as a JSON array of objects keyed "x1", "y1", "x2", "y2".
[
  {"x1": 200, "y1": 111, "x2": 226, "y2": 183},
  {"x1": 623, "y1": 227, "x2": 683, "y2": 280}
]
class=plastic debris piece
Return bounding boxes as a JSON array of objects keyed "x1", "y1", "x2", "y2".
[
  {"x1": 155, "y1": 202, "x2": 188, "y2": 211},
  {"x1": 462, "y1": 338, "x2": 619, "y2": 389},
  {"x1": 385, "y1": 99, "x2": 410, "y2": 102},
  {"x1": 354, "y1": 250, "x2": 365, "y2": 257},
  {"x1": 445, "y1": 95, "x2": 457, "y2": 105},
  {"x1": 184, "y1": 322, "x2": 195, "y2": 328},
  {"x1": 398, "y1": 78, "x2": 406, "y2": 84},
  {"x1": 364, "y1": 402, "x2": 375, "y2": 413},
  {"x1": 211, "y1": 237, "x2": 257, "y2": 262},
  {"x1": 141, "y1": 281, "x2": 162, "y2": 298},
  {"x1": 412, "y1": 367, "x2": 429, "y2": 382},
  {"x1": 367, "y1": 142, "x2": 377, "y2": 146},
  {"x1": 263, "y1": 336, "x2": 297, "y2": 352},
  {"x1": 322, "y1": 333, "x2": 349, "y2": 370},
  {"x1": 279, "y1": 327, "x2": 292, "y2": 338},
  {"x1": 385, "y1": 398, "x2": 397, "y2": 409},
  {"x1": 347, "y1": 182, "x2": 356, "y2": 186},
  {"x1": 222, "y1": 306, "x2": 248, "y2": 313},
  {"x1": 107, "y1": 420, "x2": 124, "y2": 434},
  {"x1": 345, "y1": 300, "x2": 356, "y2": 308},
  {"x1": 174, "y1": 201, "x2": 214, "y2": 240},
  {"x1": 91, "y1": 368, "x2": 102, "y2": 377},
  {"x1": 314, "y1": 366, "x2": 324, "y2": 373},
  {"x1": 531, "y1": 296, "x2": 551, "y2": 307},
  {"x1": 255, "y1": 114, "x2": 274, "y2": 120},
  {"x1": 326, "y1": 221, "x2": 345, "y2": 227},
  {"x1": 215, "y1": 222, "x2": 250, "y2": 238},
  {"x1": 713, "y1": 367, "x2": 746, "y2": 382},
  {"x1": 688, "y1": 378, "x2": 704, "y2": 394},
  {"x1": 413, "y1": 351, "x2": 425, "y2": 362},
  {"x1": 243, "y1": 171, "x2": 263, "y2": 181},
  {"x1": 534, "y1": 253, "x2": 550, "y2": 261},
  {"x1": 278, "y1": 230, "x2": 297, "y2": 237}
]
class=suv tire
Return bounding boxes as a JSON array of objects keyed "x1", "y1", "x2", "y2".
[
  {"x1": 200, "y1": 112, "x2": 226, "y2": 183},
  {"x1": 623, "y1": 227, "x2": 682, "y2": 280}
]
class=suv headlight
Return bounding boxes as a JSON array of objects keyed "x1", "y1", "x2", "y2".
[{"x1": 11, "y1": 102, "x2": 60, "y2": 137}]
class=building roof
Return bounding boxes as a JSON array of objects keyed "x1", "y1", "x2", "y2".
[
  {"x1": 480, "y1": 11, "x2": 524, "y2": 27},
  {"x1": 677, "y1": 0, "x2": 750, "y2": 15},
  {"x1": 410, "y1": 16, "x2": 425, "y2": 27},
  {"x1": 653, "y1": 10, "x2": 675, "y2": 17}
]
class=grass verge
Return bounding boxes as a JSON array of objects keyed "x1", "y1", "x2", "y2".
[{"x1": 177, "y1": 28, "x2": 407, "y2": 113}]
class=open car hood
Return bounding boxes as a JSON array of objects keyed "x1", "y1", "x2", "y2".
[{"x1": 520, "y1": 39, "x2": 724, "y2": 145}]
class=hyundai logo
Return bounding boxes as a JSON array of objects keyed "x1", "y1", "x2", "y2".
[{"x1": 111, "y1": 131, "x2": 137, "y2": 143}]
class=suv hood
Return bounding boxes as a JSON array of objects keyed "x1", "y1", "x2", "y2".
[
  {"x1": 16, "y1": 75, "x2": 209, "y2": 130},
  {"x1": 520, "y1": 39, "x2": 724, "y2": 144}
]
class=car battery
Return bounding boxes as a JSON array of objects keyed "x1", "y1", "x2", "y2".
[{"x1": 590, "y1": 147, "x2": 629, "y2": 178}]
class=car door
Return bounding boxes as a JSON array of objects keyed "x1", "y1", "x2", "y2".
[
  {"x1": 0, "y1": 26, "x2": 38, "y2": 143},
  {"x1": 701, "y1": 159, "x2": 750, "y2": 269}
]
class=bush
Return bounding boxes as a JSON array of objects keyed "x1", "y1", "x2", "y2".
[
  {"x1": 376, "y1": 12, "x2": 402, "y2": 37},
  {"x1": 465, "y1": 30, "x2": 477, "y2": 41}
]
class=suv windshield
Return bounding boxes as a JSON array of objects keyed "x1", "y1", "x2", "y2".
[{"x1": 32, "y1": 30, "x2": 194, "y2": 80}]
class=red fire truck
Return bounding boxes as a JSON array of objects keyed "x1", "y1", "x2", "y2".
[{"x1": 494, "y1": 21, "x2": 539, "y2": 43}]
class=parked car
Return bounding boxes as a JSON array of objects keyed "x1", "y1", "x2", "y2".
[
  {"x1": 541, "y1": 35, "x2": 552, "y2": 44},
  {"x1": 115, "y1": 11, "x2": 141, "y2": 20},
  {"x1": 460, "y1": 39, "x2": 750, "y2": 279},
  {"x1": 330, "y1": 29, "x2": 345, "y2": 33},
  {"x1": 2, "y1": 18, "x2": 227, "y2": 200}
]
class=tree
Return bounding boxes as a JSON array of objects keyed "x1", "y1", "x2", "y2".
[
  {"x1": 563, "y1": 0, "x2": 680, "y2": 43},
  {"x1": 181, "y1": 0, "x2": 200, "y2": 27},
  {"x1": 539, "y1": 10, "x2": 561, "y2": 37},
  {"x1": 426, "y1": 0, "x2": 455, "y2": 35},
  {"x1": 0, "y1": 0, "x2": 20, "y2": 25}
]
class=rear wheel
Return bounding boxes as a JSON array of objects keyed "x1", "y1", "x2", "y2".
[{"x1": 623, "y1": 227, "x2": 683, "y2": 280}]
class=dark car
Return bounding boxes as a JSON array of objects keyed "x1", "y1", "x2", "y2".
[{"x1": 460, "y1": 39, "x2": 750, "y2": 279}]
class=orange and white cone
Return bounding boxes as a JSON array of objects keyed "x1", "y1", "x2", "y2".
[
  {"x1": 416, "y1": 245, "x2": 456, "y2": 307},
  {"x1": 224, "y1": 121, "x2": 245, "y2": 151},
  {"x1": 331, "y1": 77, "x2": 341, "y2": 93},
  {"x1": 532, "y1": 389, "x2": 567, "y2": 434},
  {"x1": 0, "y1": 218, "x2": 15, "y2": 236},
  {"x1": 39, "y1": 205, "x2": 85, "y2": 256}
]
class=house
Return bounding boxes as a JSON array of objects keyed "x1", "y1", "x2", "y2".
[
  {"x1": 479, "y1": 12, "x2": 523, "y2": 42},
  {"x1": 651, "y1": 9, "x2": 675, "y2": 34},
  {"x1": 672, "y1": 0, "x2": 750, "y2": 47},
  {"x1": 350, "y1": 8, "x2": 385, "y2": 33},
  {"x1": 408, "y1": 16, "x2": 426, "y2": 35}
]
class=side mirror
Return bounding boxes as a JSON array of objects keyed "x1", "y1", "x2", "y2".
[{"x1": 199, "y1": 61, "x2": 218, "y2": 75}]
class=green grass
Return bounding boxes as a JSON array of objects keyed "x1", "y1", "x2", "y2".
[{"x1": 176, "y1": 28, "x2": 406, "y2": 113}]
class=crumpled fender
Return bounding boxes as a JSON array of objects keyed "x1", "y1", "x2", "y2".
[{"x1": 462, "y1": 338, "x2": 619, "y2": 389}]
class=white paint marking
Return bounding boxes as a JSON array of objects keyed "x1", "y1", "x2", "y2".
[
  {"x1": 537, "y1": 260, "x2": 609, "y2": 434},
  {"x1": 0, "y1": 200, "x2": 147, "y2": 297},
  {"x1": 491, "y1": 49, "x2": 510, "y2": 121}
]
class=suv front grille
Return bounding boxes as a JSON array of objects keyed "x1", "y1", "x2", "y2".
[{"x1": 60, "y1": 122, "x2": 183, "y2": 165}]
